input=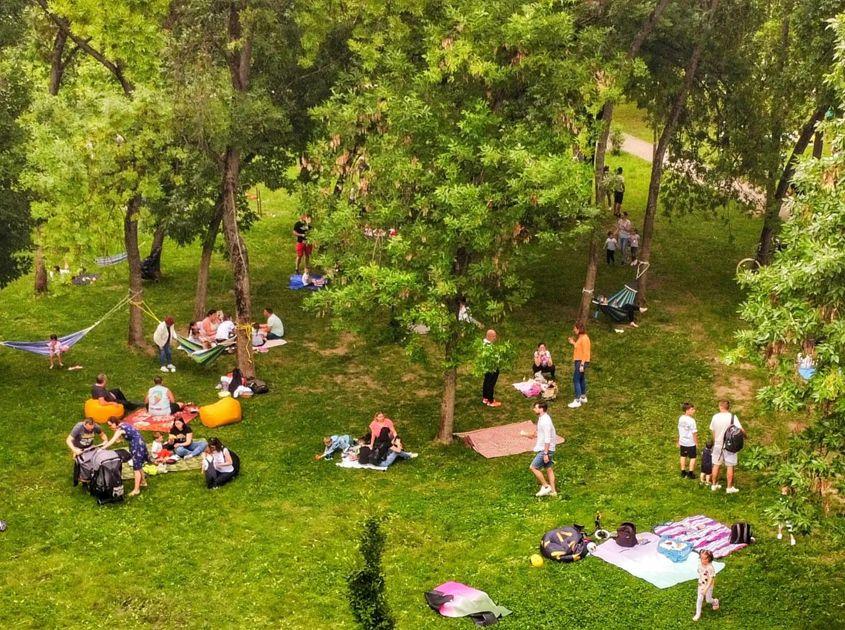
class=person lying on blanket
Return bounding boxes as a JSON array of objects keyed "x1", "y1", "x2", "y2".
[
  {"x1": 145, "y1": 376, "x2": 183, "y2": 417},
  {"x1": 301, "y1": 268, "x2": 327, "y2": 287},
  {"x1": 315, "y1": 434, "x2": 354, "y2": 461},
  {"x1": 381, "y1": 436, "x2": 418, "y2": 468}
]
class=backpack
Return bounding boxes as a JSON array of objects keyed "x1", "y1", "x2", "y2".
[
  {"x1": 540, "y1": 525, "x2": 591, "y2": 562},
  {"x1": 723, "y1": 415, "x2": 745, "y2": 453},
  {"x1": 616, "y1": 522, "x2": 637, "y2": 548},
  {"x1": 248, "y1": 378, "x2": 269, "y2": 395},
  {"x1": 730, "y1": 522, "x2": 753, "y2": 545}
]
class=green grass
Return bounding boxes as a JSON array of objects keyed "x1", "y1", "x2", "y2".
[
  {"x1": 0, "y1": 154, "x2": 842, "y2": 629},
  {"x1": 614, "y1": 101, "x2": 654, "y2": 143}
]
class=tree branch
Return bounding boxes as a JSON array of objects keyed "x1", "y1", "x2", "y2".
[{"x1": 35, "y1": 0, "x2": 134, "y2": 96}]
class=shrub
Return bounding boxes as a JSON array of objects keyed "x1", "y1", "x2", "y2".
[
  {"x1": 610, "y1": 124, "x2": 625, "y2": 156},
  {"x1": 347, "y1": 517, "x2": 394, "y2": 630}
]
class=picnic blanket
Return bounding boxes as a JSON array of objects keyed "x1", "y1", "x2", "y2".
[
  {"x1": 121, "y1": 405, "x2": 199, "y2": 432},
  {"x1": 455, "y1": 421, "x2": 564, "y2": 459},
  {"x1": 121, "y1": 454, "x2": 203, "y2": 480},
  {"x1": 513, "y1": 381, "x2": 543, "y2": 397},
  {"x1": 253, "y1": 338, "x2": 287, "y2": 353},
  {"x1": 591, "y1": 533, "x2": 725, "y2": 589},
  {"x1": 653, "y1": 515, "x2": 748, "y2": 558},
  {"x1": 289, "y1": 274, "x2": 325, "y2": 291},
  {"x1": 336, "y1": 456, "x2": 387, "y2": 472}
]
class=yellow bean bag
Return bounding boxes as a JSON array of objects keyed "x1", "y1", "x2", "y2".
[
  {"x1": 84, "y1": 399, "x2": 124, "y2": 423},
  {"x1": 199, "y1": 397, "x2": 242, "y2": 428}
]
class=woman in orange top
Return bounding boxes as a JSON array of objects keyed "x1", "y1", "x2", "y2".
[{"x1": 567, "y1": 322, "x2": 591, "y2": 408}]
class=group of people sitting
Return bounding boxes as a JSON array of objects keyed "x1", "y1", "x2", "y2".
[
  {"x1": 315, "y1": 412, "x2": 418, "y2": 468},
  {"x1": 181, "y1": 306, "x2": 285, "y2": 351}
]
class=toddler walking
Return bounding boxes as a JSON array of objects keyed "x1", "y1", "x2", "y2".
[{"x1": 693, "y1": 550, "x2": 719, "y2": 621}]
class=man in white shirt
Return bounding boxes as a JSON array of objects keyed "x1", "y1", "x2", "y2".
[
  {"x1": 677, "y1": 402, "x2": 698, "y2": 479},
  {"x1": 262, "y1": 306, "x2": 284, "y2": 339},
  {"x1": 215, "y1": 315, "x2": 236, "y2": 342},
  {"x1": 709, "y1": 400, "x2": 746, "y2": 494},
  {"x1": 526, "y1": 402, "x2": 562, "y2": 497}
]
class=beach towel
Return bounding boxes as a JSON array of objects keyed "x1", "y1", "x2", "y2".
[
  {"x1": 253, "y1": 338, "x2": 287, "y2": 353},
  {"x1": 425, "y1": 581, "x2": 511, "y2": 625},
  {"x1": 336, "y1": 456, "x2": 388, "y2": 472},
  {"x1": 653, "y1": 515, "x2": 748, "y2": 558},
  {"x1": 121, "y1": 405, "x2": 199, "y2": 432},
  {"x1": 455, "y1": 421, "x2": 564, "y2": 459},
  {"x1": 591, "y1": 533, "x2": 724, "y2": 589},
  {"x1": 121, "y1": 454, "x2": 203, "y2": 480},
  {"x1": 289, "y1": 274, "x2": 325, "y2": 291}
]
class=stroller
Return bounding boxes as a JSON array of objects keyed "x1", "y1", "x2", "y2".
[{"x1": 74, "y1": 448, "x2": 126, "y2": 505}]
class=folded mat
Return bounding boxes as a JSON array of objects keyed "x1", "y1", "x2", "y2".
[
  {"x1": 455, "y1": 421, "x2": 564, "y2": 459},
  {"x1": 425, "y1": 581, "x2": 511, "y2": 626},
  {"x1": 121, "y1": 454, "x2": 203, "y2": 480},
  {"x1": 121, "y1": 405, "x2": 199, "y2": 432},
  {"x1": 336, "y1": 456, "x2": 387, "y2": 472},
  {"x1": 653, "y1": 515, "x2": 747, "y2": 558},
  {"x1": 289, "y1": 274, "x2": 324, "y2": 291},
  {"x1": 591, "y1": 533, "x2": 724, "y2": 589}
]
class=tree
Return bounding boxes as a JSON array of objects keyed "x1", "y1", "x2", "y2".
[
  {"x1": 727, "y1": 16, "x2": 845, "y2": 528},
  {"x1": 0, "y1": 0, "x2": 31, "y2": 289},
  {"x1": 304, "y1": 0, "x2": 594, "y2": 442},
  {"x1": 346, "y1": 517, "x2": 394, "y2": 630}
]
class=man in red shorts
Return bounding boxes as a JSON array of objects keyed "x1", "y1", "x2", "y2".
[{"x1": 293, "y1": 213, "x2": 312, "y2": 274}]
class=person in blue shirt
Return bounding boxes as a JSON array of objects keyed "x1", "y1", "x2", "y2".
[{"x1": 315, "y1": 434, "x2": 354, "y2": 461}]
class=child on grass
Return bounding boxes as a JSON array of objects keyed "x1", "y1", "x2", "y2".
[
  {"x1": 48, "y1": 334, "x2": 65, "y2": 369},
  {"x1": 150, "y1": 432, "x2": 172, "y2": 462},
  {"x1": 678, "y1": 402, "x2": 698, "y2": 479},
  {"x1": 700, "y1": 440, "x2": 713, "y2": 485},
  {"x1": 604, "y1": 231, "x2": 617, "y2": 265},
  {"x1": 693, "y1": 550, "x2": 719, "y2": 621},
  {"x1": 315, "y1": 434, "x2": 354, "y2": 461}
]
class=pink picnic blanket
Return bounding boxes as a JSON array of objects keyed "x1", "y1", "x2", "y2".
[
  {"x1": 653, "y1": 515, "x2": 747, "y2": 558},
  {"x1": 122, "y1": 406, "x2": 198, "y2": 432},
  {"x1": 455, "y1": 421, "x2": 565, "y2": 459}
]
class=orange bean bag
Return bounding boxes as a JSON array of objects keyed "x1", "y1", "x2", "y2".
[
  {"x1": 199, "y1": 397, "x2": 242, "y2": 428},
  {"x1": 83, "y1": 399, "x2": 125, "y2": 423}
]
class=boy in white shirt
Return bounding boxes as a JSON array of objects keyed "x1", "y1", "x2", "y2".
[
  {"x1": 524, "y1": 402, "x2": 563, "y2": 497},
  {"x1": 677, "y1": 402, "x2": 698, "y2": 479},
  {"x1": 604, "y1": 231, "x2": 618, "y2": 265},
  {"x1": 215, "y1": 315, "x2": 236, "y2": 342},
  {"x1": 709, "y1": 400, "x2": 746, "y2": 494}
]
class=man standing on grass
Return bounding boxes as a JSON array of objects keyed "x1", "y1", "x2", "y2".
[
  {"x1": 481, "y1": 329, "x2": 502, "y2": 407},
  {"x1": 293, "y1": 213, "x2": 312, "y2": 274},
  {"x1": 526, "y1": 402, "x2": 561, "y2": 497},
  {"x1": 612, "y1": 166, "x2": 625, "y2": 216},
  {"x1": 710, "y1": 400, "x2": 746, "y2": 494}
]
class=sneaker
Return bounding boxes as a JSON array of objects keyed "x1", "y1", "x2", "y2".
[
  {"x1": 692, "y1": 614, "x2": 701, "y2": 622},
  {"x1": 711, "y1": 599, "x2": 720, "y2": 610},
  {"x1": 482, "y1": 398, "x2": 490, "y2": 405},
  {"x1": 711, "y1": 484, "x2": 722, "y2": 492},
  {"x1": 409, "y1": 452, "x2": 419, "y2": 459},
  {"x1": 680, "y1": 470, "x2": 687, "y2": 478},
  {"x1": 487, "y1": 400, "x2": 502, "y2": 408},
  {"x1": 629, "y1": 321, "x2": 639, "y2": 328},
  {"x1": 580, "y1": 395, "x2": 588, "y2": 403},
  {"x1": 726, "y1": 486, "x2": 740, "y2": 494},
  {"x1": 567, "y1": 399, "x2": 582, "y2": 408},
  {"x1": 168, "y1": 364, "x2": 176, "y2": 372},
  {"x1": 160, "y1": 366, "x2": 169, "y2": 372},
  {"x1": 535, "y1": 485, "x2": 551, "y2": 497}
]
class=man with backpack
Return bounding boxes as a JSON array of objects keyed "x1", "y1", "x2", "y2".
[{"x1": 709, "y1": 400, "x2": 746, "y2": 494}]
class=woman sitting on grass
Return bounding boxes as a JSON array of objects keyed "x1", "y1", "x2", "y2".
[
  {"x1": 165, "y1": 417, "x2": 207, "y2": 459},
  {"x1": 202, "y1": 437, "x2": 238, "y2": 489}
]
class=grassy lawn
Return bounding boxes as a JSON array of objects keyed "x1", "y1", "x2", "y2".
[
  {"x1": 614, "y1": 101, "x2": 654, "y2": 143},
  {"x1": 0, "y1": 153, "x2": 842, "y2": 629}
]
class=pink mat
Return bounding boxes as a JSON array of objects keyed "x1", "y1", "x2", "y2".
[{"x1": 455, "y1": 421, "x2": 564, "y2": 459}]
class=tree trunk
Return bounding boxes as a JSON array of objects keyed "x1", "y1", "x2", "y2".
[
  {"x1": 576, "y1": 0, "x2": 673, "y2": 321},
  {"x1": 637, "y1": 0, "x2": 719, "y2": 303},
  {"x1": 221, "y1": 147, "x2": 254, "y2": 378},
  {"x1": 813, "y1": 131, "x2": 823, "y2": 159},
  {"x1": 755, "y1": 102, "x2": 827, "y2": 264},
  {"x1": 145, "y1": 222, "x2": 167, "y2": 280},
  {"x1": 125, "y1": 196, "x2": 148, "y2": 349},
  {"x1": 437, "y1": 365, "x2": 458, "y2": 444},
  {"x1": 194, "y1": 201, "x2": 224, "y2": 321},
  {"x1": 34, "y1": 245, "x2": 48, "y2": 295},
  {"x1": 48, "y1": 29, "x2": 68, "y2": 96}
]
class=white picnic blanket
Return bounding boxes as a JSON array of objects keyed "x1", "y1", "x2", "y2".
[{"x1": 336, "y1": 457, "x2": 387, "y2": 472}]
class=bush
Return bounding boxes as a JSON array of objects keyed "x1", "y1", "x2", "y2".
[
  {"x1": 347, "y1": 517, "x2": 395, "y2": 630},
  {"x1": 610, "y1": 124, "x2": 625, "y2": 156}
]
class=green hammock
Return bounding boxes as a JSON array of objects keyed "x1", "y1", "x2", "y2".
[{"x1": 175, "y1": 334, "x2": 235, "y2": 366}]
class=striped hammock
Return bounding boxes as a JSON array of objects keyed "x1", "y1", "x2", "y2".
[
  {"x1": 95, "y1": 252, "x2": 128, "y2": 266},
  {"x1": 175, "y1": 334, "x2": 236, "y2": 366},
  {"x1": 593, "y1": 285, "x2": 637, "y2": 323}
]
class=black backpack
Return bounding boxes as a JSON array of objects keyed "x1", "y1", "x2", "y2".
[
  {"x1": 730, "y1": 522, "x2": 753, "y2": 545},
  {"x1": 616, "y1": 522, "x2": 637, "y2": 548},
  {"x1": 248, "y1": 378, "x2": 269, "y2": 395},
  {"x1": 723, "y1": 415, "x2": 745, "y2": 453}
]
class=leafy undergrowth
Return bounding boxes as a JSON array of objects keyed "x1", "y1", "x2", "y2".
[{"x1": 0, "y1": 155, "x2": 842, "y2": 628}]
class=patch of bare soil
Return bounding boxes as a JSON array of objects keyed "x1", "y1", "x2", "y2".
[
  {"x1": 302, "y1": 332, "x2": 357, "y2": 357},
  {"x1": 713, "y1": 369, "x2": 756, "y2": 404}
]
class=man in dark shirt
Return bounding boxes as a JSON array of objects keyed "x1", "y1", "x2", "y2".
[
  {"x1": 66, "y1": 418, "x2": 107, "y2": 456},
  {"x1": 293, "y1": 213, "x2": 312, "y2": 274},
  {"x1": 92, "y1": 373, "x2": 141, "y2": 411}
]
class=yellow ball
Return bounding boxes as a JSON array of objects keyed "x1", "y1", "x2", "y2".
[{"x1": 530, "y1": 554, "x2": 544, "y2": 567}]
